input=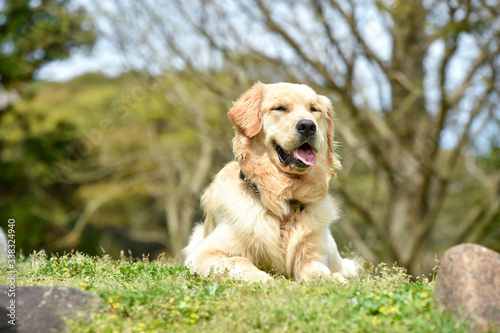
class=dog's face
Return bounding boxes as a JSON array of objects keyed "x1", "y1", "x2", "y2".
[{"x1": 229, "y1": 82, "x2": 339, "y2": 175}]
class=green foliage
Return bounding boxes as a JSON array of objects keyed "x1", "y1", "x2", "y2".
[
  {"x1": 0, "y1": 73, "x2": 233, "y2": 257},
  {"x1": 0, "y1": 75, "x2": 129, "y2": 254},
  {"x1": 0, "y1": 0, "x2": 95, "y2": 89},
  {"x1": 0, "y1": 252, "x2": 480, "y2": 332},
  {"x1": 0, "y1": 0, "x2": 96, "y2": 252}
]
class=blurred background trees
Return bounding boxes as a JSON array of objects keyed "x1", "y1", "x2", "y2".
[
  {"x1": 0, "y1": 0, "x2": 95, "y2": 253},
  {"x1": 0, "y1": 0, "x2": 94, "y2": 97},
  {"x1": 1, "y1": 0, "x2": 499, "y2": 275}
]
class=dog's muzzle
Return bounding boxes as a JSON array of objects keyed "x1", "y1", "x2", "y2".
[
  {"x1": 274, "y1": 119, "x2": 318, "y2": 169},
  {"x1": 274, "y1": 142, "x2": 317, "y2": 169}
]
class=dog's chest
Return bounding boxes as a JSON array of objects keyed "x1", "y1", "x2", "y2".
[
  {"x1": 279, "y1": 213, "x2": 298, "y2": 238},
  {"x1": 253, "y1": 213, "x2": 303, "y2": 275}
]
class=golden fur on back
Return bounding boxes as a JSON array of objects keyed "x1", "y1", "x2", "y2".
[{"x1": 183, "y1": 82, "x2": 359, "y2": 282}]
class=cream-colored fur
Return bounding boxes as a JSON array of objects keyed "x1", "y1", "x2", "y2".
[{"x1": 182, "y1": 82, "x2": 360, "y2": 282}]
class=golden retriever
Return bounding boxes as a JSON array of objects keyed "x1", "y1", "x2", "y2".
[{"x1": 182, "y1": 82, "x2": 359, "y2": 282}]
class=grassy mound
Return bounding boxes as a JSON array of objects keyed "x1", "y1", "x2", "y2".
[{"x1": 1, "y1": 251, "x2": 474, "y2": 332}]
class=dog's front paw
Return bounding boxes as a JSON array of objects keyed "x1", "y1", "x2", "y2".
[
  {"x1": 245, "y1": 270, "x2": 273, "y2": 283},
  {"x1": 330, "y1": 272, "x2": 347, "y2": 284}
]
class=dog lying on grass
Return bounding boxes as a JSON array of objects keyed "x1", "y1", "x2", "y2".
[{"x1": 183, "y1": 82, "x2": 360, "y2": 282}]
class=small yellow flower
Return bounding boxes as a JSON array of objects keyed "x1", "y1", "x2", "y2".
[
  {"x1": 420, "y1": 291, "x2": 429, "y2": 298},
  {"x1": 371, "y1": 315, "x2": 380, "y2": 325},
  {"x1": 375, "y1": 296, "x2": 381, "y2": 300},
  {"x1": 388, "y1": 292, "x2": 393, "y2": 297},
  {"x1": 68, "y1": 319, "x2": 74, "y2": 324},
  {"x1": 112, "y1": 302, "x2": 120, "y2": 309},
  {"x1": 379, "y1": 306, "x2": 388, "y2": 315},
  {"x1": 109, "y1": 314, "x2": 118, "y2": 319},
  {"x1": 63, "y1": 268, "x2": 68, "y2": 271},
  {"x1": 108, "y1": 297, "x2": 114, "y2": 304},
  {"x1": 390, "y1": 305, "x2": 400, "y2": 313},
  {"x1": 190, "y1": 313, "x2": 197, "y2": 319},
  {"x1": 80, "y1": 282, "x2": 88, "y2": 287},
  {"x1": 115, "y1": 270, "x2": 121, "y2": 274}
]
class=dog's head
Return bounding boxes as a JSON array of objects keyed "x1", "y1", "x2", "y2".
[{"x1": 229, "y1": 82, "x2": 340, "y2": 176}]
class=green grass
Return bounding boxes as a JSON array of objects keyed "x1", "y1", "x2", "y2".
[{"x1": 1, "y1": 251, "x2": 475, "y2": 332}]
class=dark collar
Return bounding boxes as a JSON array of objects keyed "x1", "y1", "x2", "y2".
[
  {"x1": 239, "y1": 169, "x2": 260, "y2": 195},
  {"x1": 239, "y1": 169, "x2": 305, "y2": 213}
]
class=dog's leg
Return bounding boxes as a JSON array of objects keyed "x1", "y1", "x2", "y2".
[
  {"x1": 185, "y1": 249, "x2": 272, "y2": 282},
  {"x1": 184, "y1": 209, "x2": 273, "y2": 282},
  {"x1": 298, "y1": 260, "x2": 346, "y2": 283},
  {"x1": 288, "y1": 228, "x2": 359, "y2": 282},
  {"x1": 286, "y1": 232, "x2": 342, "y2": 282},
  {"x1": 325, "y1": 232, "x2": 360, "y2": 278}
]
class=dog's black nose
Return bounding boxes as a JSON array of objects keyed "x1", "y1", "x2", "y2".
[{"x1": 295, "y1": 119, "x2": 316, "y2": 137}]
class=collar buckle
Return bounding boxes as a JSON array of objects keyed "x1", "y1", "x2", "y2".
[{"x1": 289, "y1": 199, "x2": 305, "y2": 213}]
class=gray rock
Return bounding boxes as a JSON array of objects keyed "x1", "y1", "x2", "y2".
[
  {"x1": 434, "y1": 243, "x2": 500, "y2": 331},
  {"x1": 0, "y1": 285, "x2": 102, "y2": 333}
]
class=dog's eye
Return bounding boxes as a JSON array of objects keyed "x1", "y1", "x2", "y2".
[
  {"x1": 310, "y1": 106, "x2": 320, "y2": 112},
  {"x1": 273, "y1": 106, "x2": 287, "y2": 112}
]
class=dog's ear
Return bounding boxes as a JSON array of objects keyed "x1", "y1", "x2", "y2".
[
  {"x1": 228, "y1": 82, "x2": 265, "y2": 138},
  {"x1": 320, "y1": 95, "x2": 342, "y2": 176}
]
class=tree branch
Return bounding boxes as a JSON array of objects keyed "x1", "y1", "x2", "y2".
[
  {"x1": 335, "y1": 186, "x2": 399, "y2": 262},
  {"x1": 336, "y1": 220, "x2": 378, "y2": 263},
  {"x1": 328, "y1": 0, "x2": 387, "y2": 71}
]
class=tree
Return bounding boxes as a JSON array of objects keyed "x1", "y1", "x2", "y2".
[
  {"x1": 0, "y1": 0, "x2": 95, "y2": 252},
  {"x1": 27, "y1": 72, "x2": 236, "y2": 257},
  {"x1": 0, "y1": 0, "x2": 94, "y2": 92},
  {"x1": 75, "y1": 0, "x2": 499, "y2": 273}
]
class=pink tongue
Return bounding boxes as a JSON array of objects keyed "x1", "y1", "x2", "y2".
[{"x1": 295, "y1": 148, "x2": 316, "y2": 166}]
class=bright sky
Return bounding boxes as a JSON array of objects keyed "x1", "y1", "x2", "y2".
[
  {"x1": 36, "y1": 38, "x2": 124, "y2": 81},
  {"x1": 33, "y1": 0, "x2": 499, "y2": 151},
  {"x1": 35, "y1": 0, "x2": 125, "y2": 81}
]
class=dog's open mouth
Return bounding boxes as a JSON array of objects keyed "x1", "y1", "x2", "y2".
[{"x1": 274, "y1": 142, "x2": 317, "y2": 168}]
